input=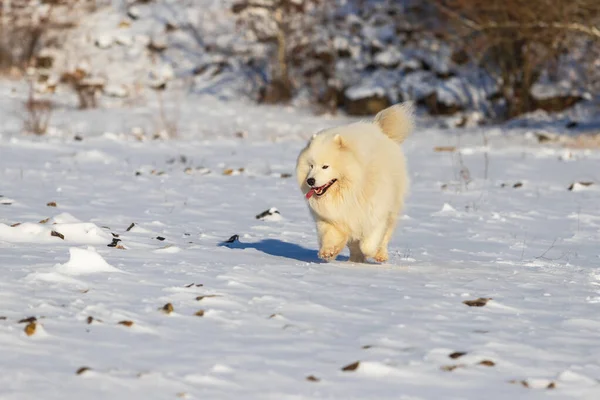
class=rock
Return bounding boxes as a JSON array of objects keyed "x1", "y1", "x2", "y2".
[
  {"x1": 534, "y1": 95, "x2": 584, "y2": 113},
  {"x1": 343, "y1": 86, "x2": 391, "y2": 116},
  {"x1": 418, "y1": 92, "x2": 464, "y2": 116}
]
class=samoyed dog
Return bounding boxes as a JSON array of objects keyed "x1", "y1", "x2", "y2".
[{"x1": 295, "y1": 103, "x2": 413, "y2": 263}]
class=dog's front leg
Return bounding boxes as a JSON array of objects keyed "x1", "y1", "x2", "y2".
[{"x1": 316, "y1": 221, "x2": 347, "y2": 261}]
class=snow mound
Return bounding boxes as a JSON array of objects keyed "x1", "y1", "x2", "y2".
[
  {"x1": 433, "y1": 203, "x2": 459, "y2": 216},
  {"x1": 48, "y1": 213, "x2": 82, "y2": 224},
  {"x1": 0, "y1": 221, "x2": 112, "y2": 244},
  {"x1": 56, "y1": 247, "x2": 122, "y2": 275}
]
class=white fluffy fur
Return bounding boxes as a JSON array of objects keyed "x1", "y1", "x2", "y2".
[{"x1": 296, "y1": 103, "x2": 413, "y2": 263}]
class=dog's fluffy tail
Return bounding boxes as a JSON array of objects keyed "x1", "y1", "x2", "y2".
[{"x1": 374, "y1": 102, "x2": 414, "y2": 144}]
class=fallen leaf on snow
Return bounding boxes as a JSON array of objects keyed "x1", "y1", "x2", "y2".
[
  {"x1": 161, "y1": 303, "x2": 174, "y2": 314},
  {"x1": 463, "y1": 298, "x2": 491, "y2": 307},
  {"x1": 306, "y1": 375, "x2": 320, "y2": 382},
  {"x1": 196, "y1": 295, "x2": 220, "y2": 301},
  {"x1": 19, "y1": 317, "x2": 37, "y2": 324},
  {"x1": 194, "y1": 310, "x2": 205, "y2": 317},
  {"x1": 76, "y1": 367, "x2": 91, "y2": 375},
  {"x1": 509, "y1": 380, "x2": 529, "y2": 388},
  {"x1": 568, "y1": 181, "x2": 594, "y2": 191},
  {"x1": 478, "y1": 360, "x2": 495, "y2": 367},
  {"x1": 24, "y1": 322, "x2": 37, "y2": 336},
  {"x1": 51, "y1": 230, "x2": 65, "y2": 240},
  {"x1": 39, "y1": 218, "x2": 50, "y2": 224},
  {"x1": 341, "y1": 361, "x2": 360, "y2": 372},
  {"x1": 118, "y1": 320, "x2": 134, "y2": 327},
  {"x1": 449, "y1": 351, "x2": 467, "y2": 359},
  {"x1": 47, "y1": 201, "x2": 57, "y2": 207},
  {"x1": 224, "y1": 234, "x2": 239, "y2": 244},
  {"x1": 107, "y1": 238, "x2": 122, "y2": 247},
  {"x1": 256, "y1": 207, "x2": 281, "y2": 220},
  {"x1": 441, "y1": 364, "x2": 465, "y2": 372},
  {"x1": 126, "y1": 223, "x2": 135, "y2": 232},
  {"x1": 434, "y1": 146, "x2": 457, "y2": 152}
]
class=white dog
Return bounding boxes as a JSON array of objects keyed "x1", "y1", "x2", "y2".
[{"x1": 296, "y1": 103, "x2": 413, "y2": 263}]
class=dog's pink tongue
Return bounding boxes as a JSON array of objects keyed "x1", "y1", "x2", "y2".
[{"x1": 305, "y1": 189, "x2": 315, "y2": 199}]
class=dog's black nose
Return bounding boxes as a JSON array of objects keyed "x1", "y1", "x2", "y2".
[{"x1": 307, "y1": 178, "x2": 315, "y2": 186}]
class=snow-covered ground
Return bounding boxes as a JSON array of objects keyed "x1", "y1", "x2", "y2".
[{"x1": 1, "y1": 78, "x2": 600, "y2": 399}]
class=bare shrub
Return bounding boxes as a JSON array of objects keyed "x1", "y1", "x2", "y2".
[
  {"x1": 60, "y1": 68, "x2": 104, "y2": 109},
  {"x1": 232, "y1": 0, "x2": 331, "y2": 104},
  {"x1": 432, "y1": 0, "x2": 600, "y2": 119},
  {"x1": 23, "y1": 79, "x2": 53, "y2": 135},
  {"x1": 153, "y1": 89, "x2": 180, "y2": 139}
]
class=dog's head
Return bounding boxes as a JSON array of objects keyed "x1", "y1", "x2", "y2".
[{"x1": 295, "y1": 131, "x2": 360, "y2": 201}]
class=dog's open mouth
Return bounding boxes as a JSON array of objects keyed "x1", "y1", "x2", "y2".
[{"x1": 306, "y1": 179, "x2": 337, "y2": 199}]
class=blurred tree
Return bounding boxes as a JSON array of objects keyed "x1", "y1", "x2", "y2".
[{"x1": 431, "y1": 0, "x2": 600, "y2": 118}]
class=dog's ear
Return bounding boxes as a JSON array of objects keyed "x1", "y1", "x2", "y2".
[{"x1": 334, "y1": 133, "x2": 344, "y2": 148}]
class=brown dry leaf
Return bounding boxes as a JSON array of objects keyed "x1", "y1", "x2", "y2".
[
  {"x1": 513, "y1": 182, "x2": 523, "y2": 188},
  {"x1": 268, "y1": 313, "x2": 280, "y2": 319},
  {"x1": 126, "y1": 223, "x2": 135, "y2": 231},
  {"x1": 161, "y1": 303, "x2": 174, "y2": 314},
  {"x1": 18, "y1": 316, "x2": 37, "y2": 324},
  {"x1": 87, "y1": 316, "x2": 94, "y2": 324},
  {"x1": 24, "y1": 322, "x2": 37, "y2": 336},
  {"x1": 449, "y1": 351, "x2": 467, "y2": 359},
  {"x1": 362, "y1": 345, "x2": 374, "y2": 349},
  {"x1": 51, "y1": 230, "x2": 65, "y2": 240},
  {"x1": 280, "y1": 173, "x2": 292, "y2": 178},
  {"x1": 478, "y1": 360, "x2": 496, "y2": 367},
  {"x1": 568, "y1": 181, "x2": 594, "y2": 191},
  {"x1": 195, "y1": 295, "x2": 220, "y2": 301},
  {"x1": 547, "y1": 382, "x2": 556, "y2": 389},
  {"x1": 80, "y1": 289, "x2": 89, "y2": 294},
  {"x1": 434, "y1": 146, "x2": 457, "y2": 152},
  {"x1": 509, "y1": 380, "x2": 529, "y2": 388},
  {"x1": 115, "y1": 245, "x2": 126, "y2": 250},
  {"x1": 223, "y1": 168, "x2": 234, "y2": 175},
  {"x1": 463, "y1": 298, "x2": 491, "y2": 307},
  {"x1": 238, "y1": 168, "x2": 245, "y2": 173},
  {"x1": 194, "y1": 310, "x2": 205, "y2": 317},
  {"x1": 47, "y1": 201, "x2": 57, "y2": 207},
  {"x1": 441, "y1": 364, "x2": 465, "y2": 372},
  {"x1": 118, "y1": 320, "x2": 134, "y2": 327},
  {"x1": 76, "y1": 367, "x2": 91, "y2": 375},
  {"x1": 118, "y1": 20, "x2": 131, "y2": 28},
  {"x1": 341, "y1": 361, "x2": 360, "y2": 372},
  {"x1": 306, "y1": 375, "x2": 320, "y2": 382}
]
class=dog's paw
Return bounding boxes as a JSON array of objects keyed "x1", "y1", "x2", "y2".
[
  {"x1": 374, "y1": 250, "x2": 389, "y2": 263},
  {"x1": 318, "y1": 247, "x2": 341, "y2": 261}
]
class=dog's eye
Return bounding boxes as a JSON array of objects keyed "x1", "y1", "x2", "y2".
[{"x1": 322, "y1": 165, "x2": 329, "y2": 169}]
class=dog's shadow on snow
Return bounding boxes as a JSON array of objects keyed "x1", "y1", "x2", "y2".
[{"x1": 219, "y1": 238, "x2": 349, "y2": 263}]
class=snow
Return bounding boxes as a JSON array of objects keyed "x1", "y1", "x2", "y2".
[{"x1": 2, "y1": 81, "x2": 600, "y2": 399}]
